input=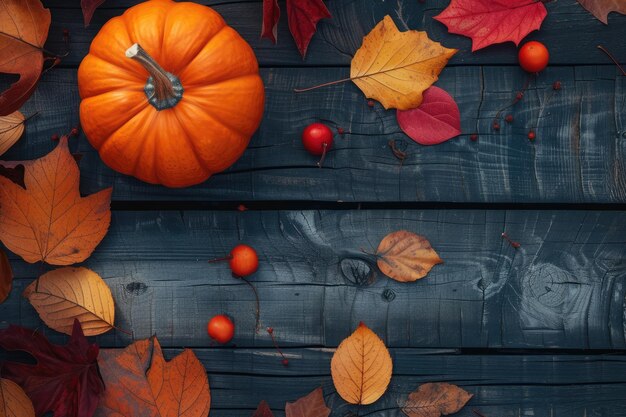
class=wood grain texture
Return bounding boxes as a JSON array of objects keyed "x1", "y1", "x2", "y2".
[
  {"x1": 1, "y1": 210, "x2": 624, "y2": 349},
  {"x1": 4, "y1": 66, "x2": 625, "y2": 203},
  {"x1": 42, "y1": 0, "x2": 626, "y2": 67}
]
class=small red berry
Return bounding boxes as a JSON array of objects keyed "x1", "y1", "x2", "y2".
[
  {"x1": 281, "y1": 359, "x2": 289, "y2": 366},
  {"x1": 515, "y1": 91, "x2": 524, "y2": 101},
  {"x1": 518, "y1": 41, "x2": 549, "y2": 73},
  {"x1": 367, "y1": 100, "x2": 375, "y2": 108},
  {"x1": 237, "y1": 204, "x2": 248, "y2": 212},
  {"x1": 207, "y1": 315, "x2": 235, "y2": 344},
  {"x1": 470, "y1": 134, "x2": 478, "y2": 142},
  {"x1": 302, "y1": 123, "x2": 333, "y2": 156},
  {"x1": 229, "y1": 244, "x2": 259, "y2": 277},
  {"x1": 553, "y1": 81, "x2": 562, "y2": 90},
  {"x1": 493, "y1": 122, "x2": 500, "y2": 131},
  {"x1": 51, "y1": 134, "x2": 60, "y2": 141},
  {"x1": 70, "y1": 127, "x2": 79, "y2": 137},
  {"x1": 505, "y1": 114, "x2": 514, "y2": 123},
  {"x1": 266, "y1": 327, "x2": 274, "y2": 334},
  {"x1": 337, "y1": 127, "x2": 345, "y2": 135},
  {"x1": 528, "y1": 131, "x2": 536, "y2": 141}
]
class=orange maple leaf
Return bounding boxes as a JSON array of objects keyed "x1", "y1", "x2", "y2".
[{"x1": 0, "y1": 137, "x2": 111, "y2": 265}]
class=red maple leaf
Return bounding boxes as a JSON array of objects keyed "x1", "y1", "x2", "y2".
[
  {"x1": 434, "y1": 0, "x2": 547, "y2": 51},
  {"x1": 0, "y1": 319, "x2": 104, "y2": 417},
  {"x1": 261, "y1": 0, "x2": 331, "y2": 58}
]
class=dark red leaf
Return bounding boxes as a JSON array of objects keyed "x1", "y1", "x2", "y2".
[
  {"x1": 286, "y1": 0, "x2": 331, "y2": 58},
  {"x1": 252, "y1": 400, "x2": 274, "y2": 417},
  {"x1": 396, "y1": 86, "x2": 461, "y2": 146},
  {"x1": 0, "y1": 319, "x2": 104, "y2": 417},
  {"x1": 261, "y1": 0, "x2": 280, "y2": 43},
  {"x1": 81, "y1": 0, "x2": 105, "y2": 26},
  {"x1": 0, "y1": 248, "x2": 12, "y2": 303}
]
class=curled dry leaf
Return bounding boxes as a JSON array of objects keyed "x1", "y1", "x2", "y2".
[
  {"x1": 0, "y1": 248, "x2": 12, "y2": 303},
  {"x1": 0, "y1": 0, "x2": 51, "y2": 116},
  {"x1": 0, "y1": 136, "x2": 112, "y2": 265},
  {"x1": 285, "y1": 387, "x2": 330, "y2": 417},
  {"x1": 0, "y1": 111, "x2": 25, "y2": 156},
  {"x1": 330, "y1": 323, "x2": 392, "y2": 405},
  {"x1": 96, "y1": 337, "x2": 211, "y2": 417},
  {"x1": 577, "y1": 0, "x2": 626, "y2": 24},
  {"x1": 261, "y1": 0, "x2": 280, "y2": 43},
  {"x1": 402, "y1": 383, "x2": 473, "y2": 417},
  {"x1": 23, "y1": 267, "x2": 115, "y2": 336},
  {"x1": 434, "y1": 0, "x2": 547, "y2": 51},
  {"x1": 252, "y1": 400, "x2": 274, "y2": 417},
  {"x1": 397, "y1": 86, "x2": 461, "y2": 146},
  {"x1": 376, "y1": 230, "x2": 443, "y2": 282},
  {"x1": 0, "y1": 378, "x2": 36, "y2": 417},
  {"x1": 351, "y1": 16, "x2": 457, "y2": 110},
  {"x1": 0, "y1": 320, "x2": 104, "y2": 417}
]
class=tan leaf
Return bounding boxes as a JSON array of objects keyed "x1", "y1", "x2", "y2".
[
  {"x1": 0, "y1": 248, "x2": 12, "y2": 303},
  {"x1": 0, "y1": 111, "x2": 25, "y2": 156},
  {"x1": 0, "y1": 136, "x2": 112, "y2": 265},
  {"x1": 96, "y1": 337, "x2": 211, "y2": 417},
  {"x1": 350, "y1": 15, "x2": 457, "y2": 110},
  {"x1": 578, "y1": 0, "x2": 625, "y2": 24},
  {"x1": 330, "y1": 322, "x2": 392, "y2": 405},
  {"x1": 0, "y1": 0, "x2": 51, "y2": 116},
  {"x1": 402, "y1": 383, "x2": 473, "y2": 417},
  {"x1": 0, "y1": 378, "x2": 35, "y2": 417},
  {"x1": 23, "y1": 267, "x2": 115, "y2": 336},
  {"x1": 376, "y1": 230, "x2": 442, "y2": 282},
  {"x1": 285, "y1": 387, "x2": 330, "y2": 417}
]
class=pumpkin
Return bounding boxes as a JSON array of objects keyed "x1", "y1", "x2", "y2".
[{"x1": 78, "y1": 0, "x2": 265, "y2": 188}]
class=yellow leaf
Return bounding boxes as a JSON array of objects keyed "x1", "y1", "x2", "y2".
[
  {"x1": 23, "y1": 267, "x2": 115, "y2": 336},
  {"x1": 377, "y1": 230, "x2": 443, "y2": 282},
  {"x1": 350, "y1": 16, "x2": 457, "y2": 110},
  {"x1": 0, "y1": 111, "x2": 25, "y2": 156},
  {"x1": 0, "y1": 378, "x2": 35, "y2": 417},
  {"x1": 330, "y1": 322, "x2": 392, "y2": 405}
]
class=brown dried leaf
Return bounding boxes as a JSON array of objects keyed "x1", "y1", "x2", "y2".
[
  {"x1": 578, "y1": 0, "x2": 626, "y2": 24},
  {"x1": 330, "y1": 323, "x2": 392, "y2": 405},
  {"x1": 252, "y1": 400, "x2": 274, "y2": 417},
  {"x1": 23, "y1": 267, "x2": 115, "y2": 336},
  {"x1": 376, "y1": 230, "x2": 443, "y2": 282},
  {"x1": 0, "y1": 248, "x2": 12, "y2": 303},
  {"x1": 0, "y1": 378, "x2": 36, "y2": 417},
  {"x1": 285, "y1": 387, "x2": 330, "y2": 417},
  {"x1": 402, "y1": 383, "x2": 473, "y2": 417},
  {"x1": 0, "y1": 111, "x2": 25, "y2": 156}
]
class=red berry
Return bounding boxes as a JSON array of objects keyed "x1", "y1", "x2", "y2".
[
  {"x1": 505, "y1": 114, "x2": 514, "y2": 123},
  {"x1": 337, "y1": 127, "x2": 345, "y2": 135},
  {"x1": 367, "y1": 100, "x2": 375, "y2": 107},
  {"x1": 553, "y1": 81, "x2": 562, "y2": 90},
  {"x1": 207, "y1": 315, "x2": 235, "y2": 344},
  {"x1": 515, "y1": 91, "x2": 524, "y2": 101},
  {"x1": 528, "y1": 131, "x2": 536, "y2": 141},
  {"x1": 518, "y1": 41, "x2": 549, "y2": 73},
  {"x1": 70, "y1": 127, "x2": 79, "y2": 137},
  {"x1": 266, "y1": 327, "x2": 274, "y2": 334},
  {"x1": 51, "y1": 134, "x2": 60, "y2": 141},
  {"x1": 237, "y1": 204, "x2": 248, "y2": 212},
  {"x1": 229, "y1": 244, "x2": 259, "y2": 277},
  {"x1": 281, "y1": 359, "x2": 289, "y2": 366},
  {"x1": 493, "y1": 122, "x2": 500, "y2": 131},
  {"x1": 301, "y1": 123, "x2": 333, "y2": 156},
  {"x1": 470, "y1": 134, "x2": 478, "y2": 142}
]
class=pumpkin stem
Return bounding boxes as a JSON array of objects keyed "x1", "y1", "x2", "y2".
[{"x1": 126, "y1": 43, "x2": 184, "y2": 110}]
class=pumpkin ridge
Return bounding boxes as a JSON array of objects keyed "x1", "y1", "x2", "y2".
[
  {"x1": 169, "y1": 107, "x2": 213, "y2": 177},
  {"x1": 181, "y1": 97, "x2": 251, "y2": 138}
]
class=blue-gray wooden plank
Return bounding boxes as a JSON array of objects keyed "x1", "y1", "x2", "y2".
[
  {"x1": 42, "y1": 0, "x2": 626, "y2": 66},
  {"x1": 4, "y1": 66, "x2": 624, "y2": 203},
  {"x1": 2, "y1": 210, "x2": 625, "y2": 349}
]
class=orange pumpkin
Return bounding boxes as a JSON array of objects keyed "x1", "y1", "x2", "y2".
[{"x1": 78, "y1": 0, "x2": 265, "y2": 187}]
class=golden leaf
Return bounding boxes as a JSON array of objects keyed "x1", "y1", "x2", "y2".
[
  {"x1": 0, "y1": 136, "x2": 111, "y2": 265},
  {"x1": 376, "y1": 230, "x2": 443, "y2": 282},
  {"x1": 330, "y1": 322, "x2": 392, "y2": 405},
  {"x1": 402, "y1": 383, "x2": 473, "y2": 417},
  {"x1": 0, "y1": 378, "x2": 35, "y2": 417},
  {"x1": 23, "y1": 267, "x2": 115, "y2": 336},
  {"x1": 350, "y1": 15, "x2": 457, "y2": 110},
  {"x1": 0, "y1": 111, "x2": 25, "y2": 156}
]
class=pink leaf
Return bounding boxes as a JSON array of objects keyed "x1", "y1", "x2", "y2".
[
  {"x1": 261, "y1": 0, "x2": 280, "y2": 43},
  {"x1": 81, "y1": 0, "x2": 105, "y2": 27},
  {"x1": 396, "y1": 86, "x2": 461, "y2": 146},
  {"x1": 286, "y1": 0, "x2": 331, "y2": 58},
  {"x1": 434, "y1": 0, "x2": 547, "y2": 51}
]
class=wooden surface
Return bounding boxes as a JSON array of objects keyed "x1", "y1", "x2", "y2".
[{"x1": 1, "y1": 0, "x2": 626, "y2": 415}]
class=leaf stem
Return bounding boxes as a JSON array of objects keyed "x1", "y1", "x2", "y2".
[
  {"x1": 293, "y1": 76, "x2": 352, "y2": 93},
  {"x1": 241, "y1": 276, "x2": 260, "y2": 333},
  {"x1": 597, "y1": 45, "x2": 626, "y2": 76}
]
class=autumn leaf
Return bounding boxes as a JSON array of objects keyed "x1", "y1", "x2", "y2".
[
  {"x1": 261, "y1": 0, "x2": 280, "y2": 43},
  {"x1": 0, "y1": 136, "x2": 112, "y2": 266},
  {"x1": 96, "y1": 337, "x2": 210, "y2": 417},
  {"x1": 252, "y1": 400, "x2": 274, "y2": 417},
  {"x1": 402, "y1": 383, "x2": 473, "y2": 417},
  {"x1": 350, "y1": 16, "x2": 457, "y2": 110},
  {"x1": 81, "y1": 0, "x2": 105, "y2": 26},
  {"x1": 285, "y1": 387, "x2": 330, "y2": 417},
  {"x1": 577, "y1": 0, "x2": 626, "y2": 24},
  {"x1": 0, "y1": 111, "x2": 25, "y2": 156},
  {"x1": 0, "y1": 320, "x2": 104, "y2": 417},
  {"x1": 287, "y1": 0, "x2": 331, "y2": 58},
  {"x1": 0, "y1": 378, "x2": 35, "y2": 417},
  {"x1": 0, "y1": 0, "x2": 51, "y2": 116},
  {"x1": 23, "y1": 267, "x2": 115, "y2": 336},
  {"x1": 376, "y1": 230, "x2": 443, "y2": 282},
  {"x1": 434, "y1": 0, "x2": 547, "y2": 51},
  {"x1": 396, "y1": 86, "x2": 461, "y2": 146},
  {"x1": 330, "y1": 323, "x2": 392, "y2": 405},
  {"x1": 0, "y1": 248, "x2": 12, "y2": 304}
]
